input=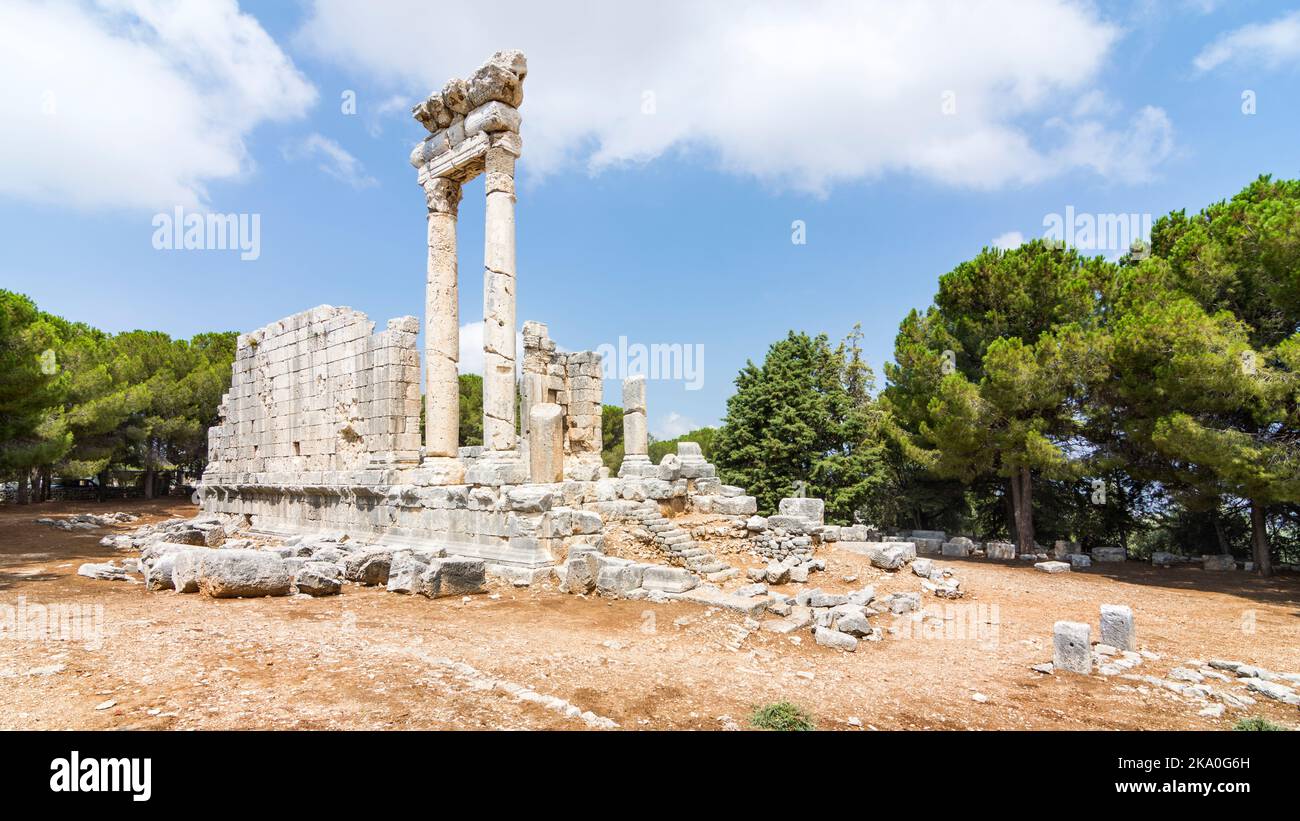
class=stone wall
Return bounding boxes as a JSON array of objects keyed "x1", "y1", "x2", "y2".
[
  {"x1": 206, "y1": 305, "x2": 421, "y2": 474},
  {"x1": 520, "y1": 320, "x2": 603, "y2": 481}
]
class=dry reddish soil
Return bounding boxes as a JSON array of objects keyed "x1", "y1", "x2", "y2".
[{"x1": 2, "y1": 499, "x2": 1298, "y2": 731}]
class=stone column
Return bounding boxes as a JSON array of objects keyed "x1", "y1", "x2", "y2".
[
  {"x1": 482, "y1": 142, "x2": 520, "y2": 452},
  {"x1": 421, "y1": 177, "x2": 465, "y2": 482},
  {"x1": 618, "y1": 374, "x2": 652, "y2": 477}
]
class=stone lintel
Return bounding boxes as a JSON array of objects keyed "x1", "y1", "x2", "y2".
[{"x1": 417, "y1": 132, "x2": 491, "y2": 185}]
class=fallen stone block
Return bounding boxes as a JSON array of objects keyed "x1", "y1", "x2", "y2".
[
  {"x1": 417, "y1": 557, "x2": 487, "y2": 598},
  {"x1": 673, "y1": 585, "x2": 769, "y2": 617},
  {"x1": 986, "y1": 541, "x2": 1016, "y2": 560},
  {"x1": 144, "y1": 554, "x2": 177, "y2": 590},
  {"x1": 1099, "y1": 604, "x2": 1135, "y2": 651},
  {"x1": 295, "y1": 562, "x2": 343, "y2": 596},
  {"x1": 595, "y1": 559, "x2": 646, "y2": 597},
  {"x1": 387, "y1": 553, "x2": 430, "y2": 594},
  {"x1": 941, "y1": 538, "x2": 973, "y2": 558},
  {"x1": 196, "y1": 550, "x2": 292, "y2": 598},
  {"x1": 77, "y1": 562, "x2": 131, "y2": 582},
  {"x1": 343, "y1": 549, "x2": 393, "y2": 586},
  {"x1": 1053, "y1": 621, "x2": 1091, "y2": 675},
  {"x1": 1034, "y1": 561, "x2": 1071, "y2": 574},
  {"x1": 1067, "y1": 553, "x2": 1091, "y2": 568},
  {"x1": 814, "y1": 626, "x2": 858, "y2": 652},
  {"x1": 1092, "y1": 546, "x2": 1126, "y2": 562},
  {"x1": 641, "y1": 565, "x2": 697, "y2": 593},
  {"x1": 1202, "y1": 554, "x2": 1236, "y2": 571}
]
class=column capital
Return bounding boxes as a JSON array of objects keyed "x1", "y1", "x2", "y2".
[{"x1": 422, "y1": 177, "x2": 463, "y2": 215}]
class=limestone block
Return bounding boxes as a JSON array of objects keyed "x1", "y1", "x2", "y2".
[
  {"x1": 464, "y1": 101, "x2": 521, "y2": 135},
  {"x1": 941, "y1": 538, "x2": 972, "y2": 558},
  {"x1": 778, "y1": 497, "x2": 825, "y2": 525},
  {"x1": 595, "y1": 558, "x2": 646, "y2": 597},
  {"x1": 623, "y1": 410, "x2": 648, "y2": 456},
  {"x1": 986, "y1": 541, "x2": 1016, "y2": 560},
  {"x1": 387, "y1": 553, "x2": 429, "y2": 594},
  {"x1": 506, "y1": 485, "x2": 555, "y2": 512},
  {"x1": 814, "y1": 627, "x2": 858, "y2": 652},
  {"x1": 1099, "y1": 604, "x2": 1135, "y2": 651},
  {"x1": 196, "y1": 550, "x2": 291, "y2": 599},
  {"x1": 711, "y1": 495, "x2": 757, "y2": 516},
  {"x1": 1092, "y1": 546, "x2": 1126, "y2": 562},
  {"x1": 1053, "y1": 621, "x2": 1092, "y2": 675},
  {"x1": 1203, "y1": 554, "x2": 1236, "y2": 571},
  {"x1": 641, "y1": 565, "x2": 698, "y2": 593},
  {"x1": 417, "y1": 557, "x2": 486, "y2": 598},
  {"x1": 528, "y1": 403, "x2": 564, "y2": 483},
  {"x1": 1034, "y1": 561, "x2": 1070, "y2": 574},
  {"x1": 468, "y1": 61, "x2": 524, "y2": 108}
]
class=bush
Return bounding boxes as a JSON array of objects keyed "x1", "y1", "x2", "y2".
[
  {"x1": 749, "y1": 701, "x2": 815, "y2": 731},
  {"x1": 1233, "y1": 716, "x2": 1287, "y2": 731}
]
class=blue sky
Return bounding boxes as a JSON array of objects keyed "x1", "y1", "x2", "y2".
[{"x1": 2, "y1": 1, "x2": 1299, "y2": 437}]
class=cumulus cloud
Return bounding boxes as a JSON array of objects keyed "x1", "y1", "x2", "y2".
[
  {"x1": 0, "y1": 0, "x2": 316, "y2": 210},
  {"x1": 298, "y1": 0, "x2": 1171, "y2": 193},
  {"x1": 1193, "y1": 10, "x2": 1300, "y2": 72},
  {"x1": 654, "y1": 411, "x2": 699, "y2": 440},
  {"x1": 991, "y1": 231, "x2": 1024, "y2": 250},
  {"x1": 284, "y1": 133, "x2": 378, "y2": 189}
]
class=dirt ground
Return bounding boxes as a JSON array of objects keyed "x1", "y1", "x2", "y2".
[{"x1": 2, "y1": 499, "x2": 1298, "y2": 731}]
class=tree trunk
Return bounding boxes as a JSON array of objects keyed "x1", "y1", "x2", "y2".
[
  {"x1": 16, "y1": 472, "x2": 30, "y2": 505},
  {"x1": 1008, "y1": 475, "x2": 1022, "y2": 545},
  {"x1": 40, "y1": 467, "x2": 51, "y2": 502},
  {"x1": 1017, "y1": 466, "x2": 1036, "y2": 555},
  {"x1": 1250, "y1": 500, "x2": 1273, "y2": 577},
  {"x1": 144, "y1": 466, "x2": 155, "y2": 500},
  {"x1": 97, "y1": 470, "x2": 107, "y2": 503},
  {"x1": 1212, "y1": 509, "x2": 1231, "y2": 555}
]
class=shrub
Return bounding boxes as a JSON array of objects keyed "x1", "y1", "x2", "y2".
[{"x1": 749, "y1": 701, "x2": 815, "y2": 731}]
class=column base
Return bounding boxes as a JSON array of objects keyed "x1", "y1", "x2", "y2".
[
  {"x1": 618, "y1": 455, "x2": 656, "y2": 478},
  {"x1": 417, "y1": 456, "x2": 466, "y2": 486}
]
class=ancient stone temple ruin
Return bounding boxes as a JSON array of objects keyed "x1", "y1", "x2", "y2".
[{"x1": 199, "y1": 50, "x2": 756, "y2": 574}]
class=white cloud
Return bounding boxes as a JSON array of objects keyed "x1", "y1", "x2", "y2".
[
  {"x1": 991, "y1": 231, "x2": 1024, "y2": 250},
  {"x1": 1194, "y1": 10, "x2": 1300, "y2": 72},
  {"x1": 285, "y1": 133, "x2": 378, "y2": 189},
  {"x1": 654, "y1": 411, "x2": 699, "y2": 440},
  {"x1": 298, "y1": 0, "x2": 1170, "y2": 193},
  {"x1": 457, "y1": 321, "x2": 524, "y2": 377},
  {"x1": 0, "y1": 0, "x2": 316, "y2": 211}
]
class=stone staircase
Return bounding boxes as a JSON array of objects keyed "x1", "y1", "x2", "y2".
[{"x1": 629, "y1": 502, "x2": 739, "y2": 583}]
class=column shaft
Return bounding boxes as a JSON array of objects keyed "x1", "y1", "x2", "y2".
[
  {"x1": 482, "y1": 144, "x2": 518, "y2": 451},
  {"x1": 424, "y1": 178, "x2": 462, "y2": 458}
]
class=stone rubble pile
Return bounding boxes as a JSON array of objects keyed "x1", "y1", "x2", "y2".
[
  {"x1": 77, "y1": 514, "x2": 490, "y2": 601},
  {"x1": 36, "y1": 512, "x2": 139, "y2": 531}
]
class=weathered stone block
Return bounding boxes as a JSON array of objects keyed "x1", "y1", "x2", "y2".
[
  {"x1": 1099, "y1": 604, "x2": 1135, "y2": 651},
  {"x1": 1053, "y1": 621, "x2": 1092, "y2": 674},
  {"x1": 196, "y1": 550, "x2": 292, "y2": 598}
]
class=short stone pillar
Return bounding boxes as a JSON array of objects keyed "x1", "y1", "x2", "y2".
[
  {"x1": 1099, "y1": 604, "x2": 1135, "y2": 651},
  {"x1": 618, "y1": 375, "x2": 652, "y2": 477},
  {"x1": 528, "y1": 403, "x2": 563, "y2": 483},
  {"x1": 1052, "y1": 621, "x2": 1092, "y2": 675}
]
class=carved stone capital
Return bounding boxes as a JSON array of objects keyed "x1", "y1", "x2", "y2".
[{"x1": 423, "y1": 178, "x2": 462, "y2": 215}]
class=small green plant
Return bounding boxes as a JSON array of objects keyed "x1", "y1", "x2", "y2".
[
  {"x1": 749, "y1": 701, "x2": 815, "y2": 731},
  {"x1": 1233, "y1": 716, "x2": 1287, "y2": 731}
]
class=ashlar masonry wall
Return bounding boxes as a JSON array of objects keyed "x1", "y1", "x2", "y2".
[{"x1": 206, "y1": 305, "x2": 421, "y2": 474}]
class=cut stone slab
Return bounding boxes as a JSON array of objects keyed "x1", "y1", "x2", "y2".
[
  {"x1": 673, "y1": 586, "x2": 769, "y2": 617},
  {"x1": 941, "y1": 538, "x2": 973, "y2": 558},
  {"x1": 295, "y1": 563, "x2": 342, "y2": 596},
  {"x1": 640, "y1": 565, "x2": 697, "y2": 593},
  {"x1": 1092, "y1": 546, "x2": 1126, "y2": 562},
  {"x1": 1099, "y1": 604, "x2": 1136, "y2": 651},
  {"x1": 1034, "y1": 561, "x2": 1071, "y2": 574},
  {"x1": 1053, "y1": 621, "x2": 1092, "y2": 675},
  {"x1": 417, "y1": 557, "x2": 487, "y2": 598}
]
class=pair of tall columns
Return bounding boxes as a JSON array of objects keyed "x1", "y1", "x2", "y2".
[{"x1": 422, "y1": 143, "x2": 519, "y2": 463}]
